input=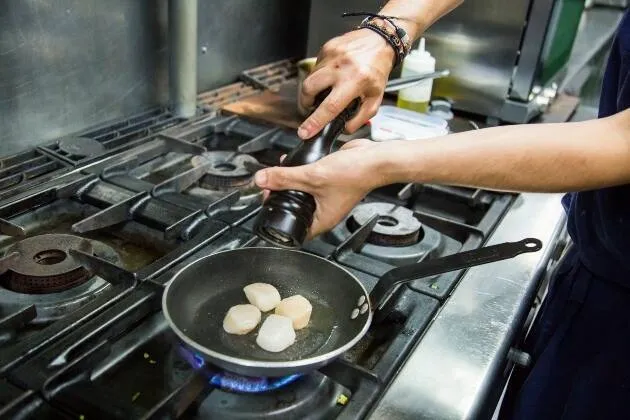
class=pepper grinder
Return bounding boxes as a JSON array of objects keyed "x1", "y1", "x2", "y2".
[{"x1": 254, "y1": 89, "x2": 361, "y2": 248}]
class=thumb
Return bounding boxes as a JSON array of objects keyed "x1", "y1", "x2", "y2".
[{"x1": 254, "y1": 166, "x2": 310, "y2": 192}]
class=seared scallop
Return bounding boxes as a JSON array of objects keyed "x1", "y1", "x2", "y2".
[
  {"x1": 256, "y1": 314, "x2": 296, "y2": 352},
  {"x1": 274, "y1": 295, "x2": 312, "y2": 330},
  {"x1": 222, "y1": 304, "x2": 262, "y2": 335},
  {"x1": 243, "y1": 283, "x2": 281, "y2": 312}
]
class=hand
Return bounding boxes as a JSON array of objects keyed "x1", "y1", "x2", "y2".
[
  {"x1": 254, "y1": 139, "x2": 394, "y2": 239},
  {"x1": 298, "y1": 29, "x2": 395, "y2": 139}
]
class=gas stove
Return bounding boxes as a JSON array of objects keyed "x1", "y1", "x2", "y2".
[
  {"x1": 0, "y1": 108, "x2": 183, "y2": 204},
  {"x1": 0, "y1": 98, "x2": 515, "y2": 418}
]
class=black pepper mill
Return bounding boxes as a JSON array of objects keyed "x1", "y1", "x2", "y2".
[{"x1": 254, "y1": 89, "x2": 361, "y2": 248}]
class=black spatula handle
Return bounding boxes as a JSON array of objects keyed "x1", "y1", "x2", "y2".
[{"x1": 370, "y1": 238, "x2": 543, "y2": 311}]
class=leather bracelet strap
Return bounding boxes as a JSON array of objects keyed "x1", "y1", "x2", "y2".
[
  {"x1": 357, "y1": 20, "x2": 406, "y2": 68},
  {"x1": 342, "y1": 12, "x2": 412, "y2": 67}
]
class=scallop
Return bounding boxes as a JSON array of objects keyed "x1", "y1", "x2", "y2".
[
  {"x1": 274, "y1": 295, "x2": 313, "y2": 330},
  {"x1": 256, "y1": 314, "x2": 296, "y2": 352},
  {"x1": 222, "y1": 304, "x2": 262, "y2": 335},
  {"x1": 243, "y1": 283, "x2": 281, "y2": 312}
]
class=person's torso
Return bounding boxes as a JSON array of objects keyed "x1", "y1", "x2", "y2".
[{"x1": 564, "y1": 9, "x2": 630, "y2": 283}]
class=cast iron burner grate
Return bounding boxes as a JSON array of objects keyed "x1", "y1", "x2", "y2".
[
  {"x1": 190, "y1": 151, "x2": 258, "y2": 190},
  {"x1": 56, "y1": 136, "x2": 106, "y2": 159},
  {"x1": 0, "y1": 234, "x2": 98, "y2": 294},
  {"x1": 347, "y1": 202, "x2": 423, "y2": 247},
  {"x1": 177, "y1": 345, "x2": 303, "y2": 394},
  {"x1": 0, "y1": 233, "x2": 122, "y2": 322}
]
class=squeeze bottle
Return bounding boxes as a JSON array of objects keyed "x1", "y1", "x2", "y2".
[{"x1": 396, "y1": 38, "x2": 436, "y2": 113}]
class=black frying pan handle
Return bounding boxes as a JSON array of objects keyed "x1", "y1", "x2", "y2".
[{"x1": 369, "y1": 238, "x2": 543, "y2": 311}]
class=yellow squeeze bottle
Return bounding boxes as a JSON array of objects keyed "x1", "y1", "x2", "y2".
[{"x1": 396, "y1": 38, "x2": 436, "y2": 113}]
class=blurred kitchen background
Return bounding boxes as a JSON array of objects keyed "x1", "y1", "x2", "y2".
[
  {"x1": 0, "y1": 0, "x2": 623, "y2": 153},
  {"x1": 0, "y1": 0, "x2": 309, "y2": 155}
]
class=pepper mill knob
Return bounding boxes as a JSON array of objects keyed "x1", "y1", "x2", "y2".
[{"x1": 254, "y1": 90, "x2": 361, "y2": 248}]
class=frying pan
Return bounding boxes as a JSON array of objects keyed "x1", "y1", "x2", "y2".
[{"x1": 162, "y1": 238, "x2": 541, "y2": 377}]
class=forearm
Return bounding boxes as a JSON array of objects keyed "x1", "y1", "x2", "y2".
[
  {"x1": 379, "y1": 0, "x2": 464, "y2": 41},
  {"x1": 382, "y1": 111, "x2": 630, "y2": 192}
]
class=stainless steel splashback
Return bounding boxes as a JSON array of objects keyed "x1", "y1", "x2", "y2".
[
  {"x1": 0, "y1": 0, "x2": 166, "y2": 155},
  {"x1": 197, "y1": 0, "x2": 309, "y2": 91},
  {"x1": 0, "y1": 0, "x2": 309, "y2": 155},
  {"x1": 307, "y1": 0, "x2": 574, "y2": 124},
  {"x1": 421, "y1": 0, "x2": 532, "y2": 119}
]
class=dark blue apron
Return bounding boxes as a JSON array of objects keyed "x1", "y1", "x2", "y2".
[{"x1": 500, "y1": 9, "x2": 630, "y2": 420}]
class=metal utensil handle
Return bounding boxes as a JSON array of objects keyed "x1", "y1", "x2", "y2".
[
  {"x1": 384, "y1": 69, "x2": 450, "y2": 93},
  {"x1": 369, "y1": 238, "x2": 543, "y2": 310}
]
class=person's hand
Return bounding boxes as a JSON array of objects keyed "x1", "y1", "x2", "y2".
[
  {"x1": 297, "y1": 29, "x2": 396, "y2": 139},
  {"x1": 254, "y1": 139, "x2": 395, "y2": 239}
]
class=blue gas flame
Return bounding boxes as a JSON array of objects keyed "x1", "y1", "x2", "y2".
[
  {"x1": 209, "y1": 371, "x2": 303, "y2": 393},
  {"x1": 177, "y1": 345, "x2": 303, "y2": 393}
]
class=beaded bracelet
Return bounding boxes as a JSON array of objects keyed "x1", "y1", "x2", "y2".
[{"x1": 342, "y1": 12, "x2": 412, "y2": 68}]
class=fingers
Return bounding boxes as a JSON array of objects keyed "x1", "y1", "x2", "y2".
[
  {"x1": 298, "y1": 83, "x2": 359, "y2": 140},
  {"x1": 307, "y1": 212, "x2": 338, "y2": 241},
  {"x1": 260, "y1": 154, "x2": 287, "y2": 203},
  {"x1": 345, "y1": 96, "x2": 381, "y2": 133},
  {"x1": 306, "y1": 229, "x2": 318, "y2": 241},
  {"x1": 300, "y1": 68, "x2": 335, "y2": 112},
  {"x1": 254, "y1": 165, "x2": 312, "y2": 193},
  {"x1": 306, "y1": 218, "x2": 324, "y2": 241}
]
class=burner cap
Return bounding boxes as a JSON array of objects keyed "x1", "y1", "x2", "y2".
[
  {"x1": 190, "y1": 151, "x2": 259, "y2": 190},
  {"x1": 347, "y1": 202, "x2": 422, "y2": 247},
  {"x1": 57, "y1": 136, "x2": 105, "y2": 158},
  {"x1": 0, "y1": 234, "x2": 95, "y2": 294}
]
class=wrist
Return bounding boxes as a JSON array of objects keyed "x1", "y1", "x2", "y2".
[
  {"x1": 376, "y1": 11, "x2": 423, "y2": 42},
  {"x1": 356, "y1": 17, "x2": 409, "y2": 67},
  {"x1": 380, "y1": 140, "x2": 434, "y2": 186},
  {"x1": 356, "y1": 28, "x2": 397, "y2": 69},
  {"x1": 365, "y1": 141, "x2": 417, "y2": 187}
]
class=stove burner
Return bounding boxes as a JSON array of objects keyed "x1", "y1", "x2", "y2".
[
  {"x1": 166, "y1": 345, "x2": 345, "y2": 419},
  {"x1": 0, "y1": 234, "x2": 95, "y2": 294},
  {"x1": 0, "y1": 234, "x2": 121, "y2": 322},
  {"x1": 347, "y1": 203, "x2": 422, "y2": 246},
  {"x1": 190, "y1": 151, "x2": 259, "y2": 190},
  {"x1": 176, "y1": 345, "x2": 303, "y2": 394},
  {"x1": 57, "y1": 136, "x2": 105, "y2": 158}
]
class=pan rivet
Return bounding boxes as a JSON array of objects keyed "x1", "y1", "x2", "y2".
[
  {"x1": 360, "y1": 303, "x2": 368, "y2": 314},
  {"x1": 357, "y1": 296, "x2": 366, "y2": 306},
  {"x1": 350, "y1": 308, "x2": 359, "y2": 320}
]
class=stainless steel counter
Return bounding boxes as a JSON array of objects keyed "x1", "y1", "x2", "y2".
[{"x1": 369, "y1": 193, "x2": 566, "y2": 420}]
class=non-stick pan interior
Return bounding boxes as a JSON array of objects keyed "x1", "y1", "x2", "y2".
[{"x1": 163, "y1": 247, "x2": 370, "y2": 367}]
